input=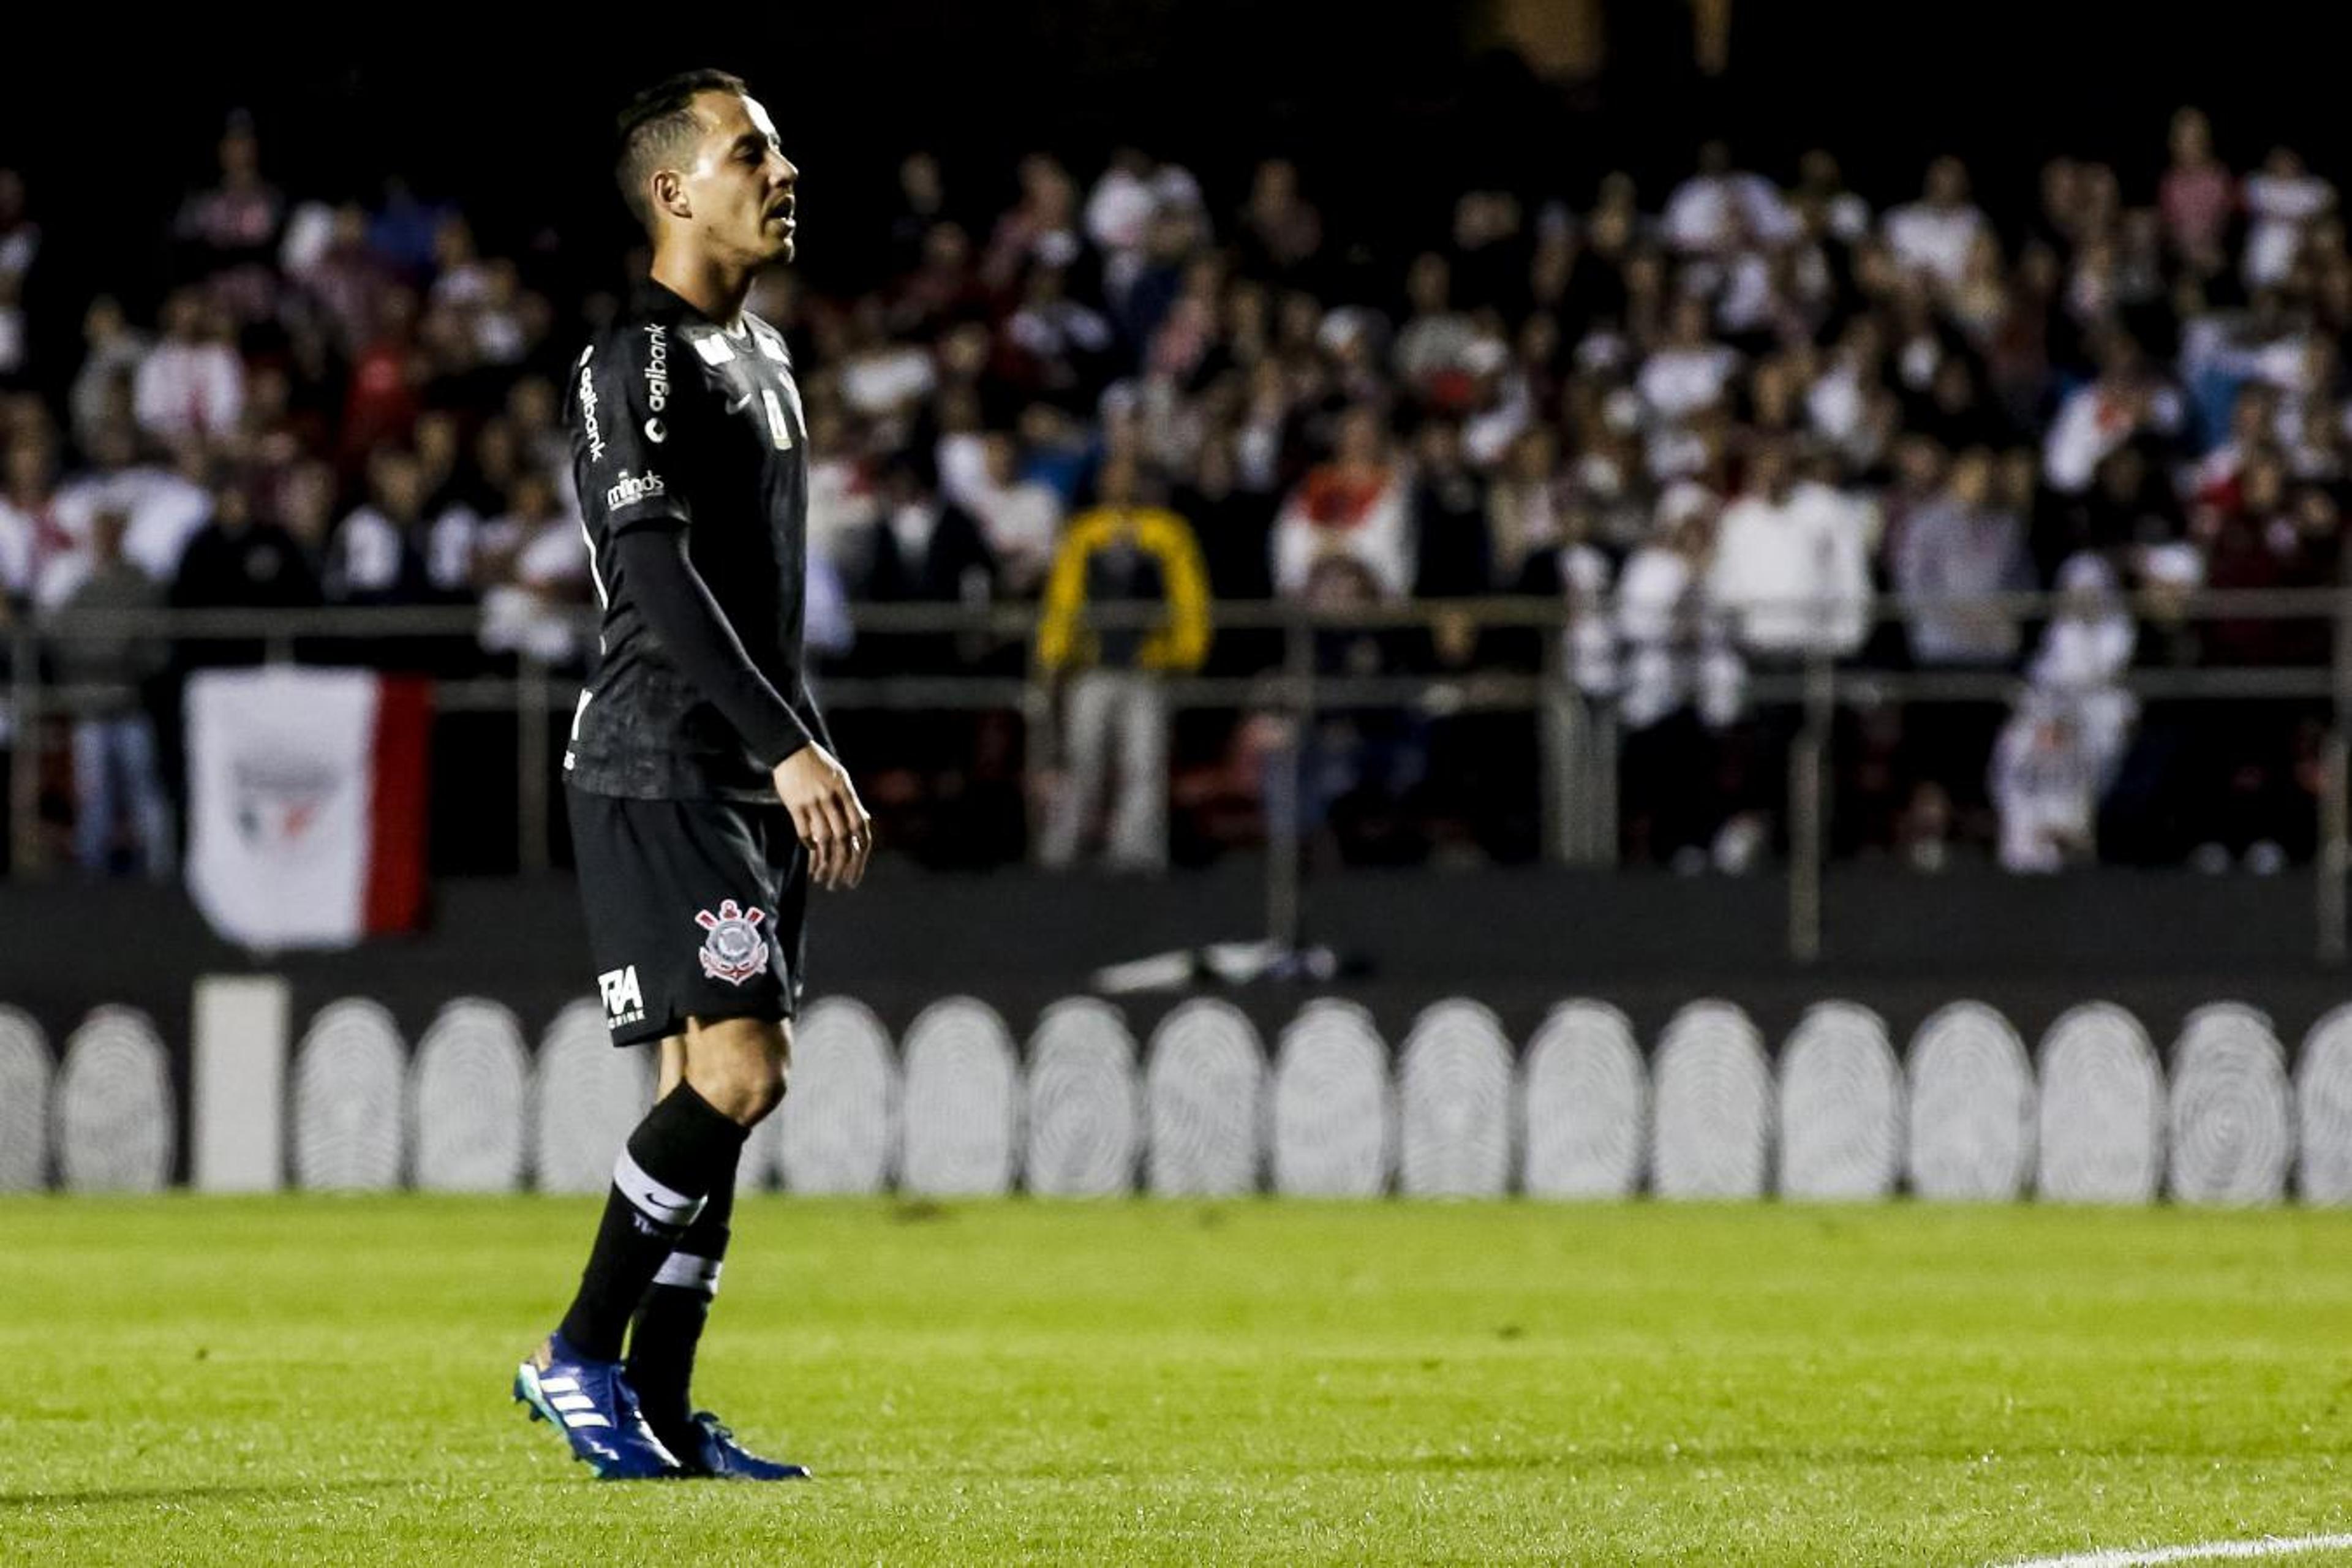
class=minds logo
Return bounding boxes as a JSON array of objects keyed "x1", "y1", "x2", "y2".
[
  {"x1": 577, "y1": 362, "x2": 606, "y2": 462},
  {"x1": 643, "y1": 323, "x2": 670, "y2": 413},
  {"x1": 606, "y1": 469, "x2": 668, "y2": 511}
]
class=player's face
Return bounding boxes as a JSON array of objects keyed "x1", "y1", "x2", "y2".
[{"x1": 684, "y1": 91, "x2": 798, "y2": 266}]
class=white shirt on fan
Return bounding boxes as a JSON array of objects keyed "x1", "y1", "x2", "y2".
[{"x1": 1706, "y1": 481, "x2": 1874, "y2": 658}]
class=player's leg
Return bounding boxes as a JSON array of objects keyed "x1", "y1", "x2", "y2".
[
  {"x1": 626, "y1": 1015, "x2": 788, "y2": 1457},
  {"x1": 617, "y1": 802, "x2": 810, "y2": 1480},
  {"x1": 519, "y1": 794, "x2": 776, "y2": 1478}
]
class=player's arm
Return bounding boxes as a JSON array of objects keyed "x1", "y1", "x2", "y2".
[{"x1": 612, "y1": 531, "x2": 869, "y2": 890}]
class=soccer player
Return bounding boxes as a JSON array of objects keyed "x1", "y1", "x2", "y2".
[{"x1": 511, "y1": 69, "x2": 872, "y2": 1481}]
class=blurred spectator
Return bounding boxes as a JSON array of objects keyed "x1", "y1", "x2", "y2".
[
  {"x1": 134, "y1": 289, "x2": 246, "y2": 451},
  {"x1": 476, "y1": 469, "x2": 590, "y2": 668},
  {"x1": 1036, "y1": 454, "x2": 1210, "y2": 871},
  {"x1": 2027, "y1": 552, "x2": 2139, "y2": 787},
  {"x1": 2159, "y1": 108, "x2": 2236, "y2": 271},
  {"x1": 2241, "y1": 146, "x2": 2334, "y2": 292},
  {"x1": 1893, "y1": 447, "x2": 2032, "y2": 666},
  {"x1": 48, "y1": 426, "x2": 210, "y2": 603},
  {"x1": 1882, "y1": 157, "x2": 1988, "y2": 291},
  {"x1": 1236, "y1": 159, "x2": 1322, "y2": 284},
  {"x1": 0, "y1": 169, "x2": 36, "y2": 382},
  {"x1": 1991, "y1": 695, "x2": 2100, "y2": 872},
  {"x1": 325, "y1": 447, "x2": 454, "y2": 604},
  {"x1": 68, "y1": 297, "x2": 149, "y2": 454},
  {"x1": 1664, "y1": 141, "x2": 1795, "y2": 257},
  {"x1": 2042, "y1": 335, "x2": 2183, "y2": 494},
  {"x1": 174, "y1": 115, "x2": 284, "y2": 322},
  {"x1": 1408, "y1": 420, "x2": 1491, "y2": 598},
  {"x1": 50, "y1": 510, "x2": 172, "y2": 878},
  {"x1": 1274, "y1": 405, "x2": 1411, "y2": 599},
  {"x1": 170, "y1": 481, "x2": 322, "y2": 645},
  {"x1": 960, "y1": 432, "x2": 1063, "y2": 597},
  {"x1": 1706, "y1": 438, "x2": 1872, "y2": 662}
]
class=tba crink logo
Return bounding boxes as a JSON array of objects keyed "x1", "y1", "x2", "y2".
[
  {"x1": 643, "y1": 322, "x2": 670, "y2": 412},
  {"x1": 606, "y1": 469, "x2": 666, "y2": 511},
  {"x1": 695, "y1": 899, "x2": 769, "y2": 986}
]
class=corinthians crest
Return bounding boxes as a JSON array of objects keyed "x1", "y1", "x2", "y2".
[{"x1": 695, "y1": 899, "x2": 769, "y2": 986}]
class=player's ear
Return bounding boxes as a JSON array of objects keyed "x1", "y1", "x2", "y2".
[{"x1": 654, "y1": 169, "x2": 690, "y2": 224}]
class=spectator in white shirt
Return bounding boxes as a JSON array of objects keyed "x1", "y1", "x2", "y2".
[
  {"x1": 1706, "y1": 438, "x2": 1872, "y2": 660},
  {"x1": 1273, "y1": 405, "x2": 1412, "y2": 600},
  {"x1": 477, "y1": 468, "x2": 591, "y2": 668},
  {"x1": 1882, "y1": 157, "x2": 1988, "y2": 291},
  {"x1": 1637, "y1": 295, "x2": 1740, "y2": 423},
  {"x1": 2043, "y1": 334, "x2": 2184, "y2": 494},
  {"x1": 2026, "y1": 551, "x2": 2138, "y2": 790},
  {"x1": 132, "y1": 289, "x2": 245, "y2": 451},
  {"x1": 1662, "y1": 141, "x2": 1796, "y2": 257},
  {"x1": 1392, "y1": 252, "x2": 1478, "y2": 401},
  {"x1": 1085, "y1": 147, "x2": 1158, "y2": 308},
  {"x1": 45, "y1": 424, "x2": 211, "y2": 606},
  {"x1": 965, "y1": 432, "x2": 1065, "y2": 597},
  {"x1": 1990, "y1": 694, "x2": 2101, "y2": 872},
  {"x1": 2242, "y1": 146, "x2": 2334, "y2": 292}
]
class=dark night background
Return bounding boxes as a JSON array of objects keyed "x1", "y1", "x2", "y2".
[{"x1": 3, "y1": 1, "x2": 2340, "y2": 341}]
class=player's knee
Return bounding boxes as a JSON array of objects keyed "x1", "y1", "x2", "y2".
[{"x1": 684, "y1": 1018, "x2": 790, "y2": 1125}]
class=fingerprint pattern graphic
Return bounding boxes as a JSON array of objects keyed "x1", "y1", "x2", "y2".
[
  {"x1": 290, "y1": 1000, "x2": 407, "y2": 1191},
  {"x1": 1651, "y1": 1001, "x2": 1770, "y2": 1199},
  {"x1": 532, "y1": 1000, "x2": 655, "y2": 1195},
  {"x1": 2296, "y1": 1005, "x2": 2352, "y2": 1204},
  {"x1": 2165, "y1": 1003, "x2": 2291, "y2": 1207},
  {"x1": 899, "y1": 997, "x2": 1019, "y2": 1196},
  {"x1": 777, "y1": 997, "x2": 900, "y2": 1195},
  {"x1": 1025, "y1": 998, "x2": 1142, "y2": 1197},
  {"x1": 410, "y1": 999, "x2": 530, "y2": 1193},
  {"x1": 1905, "y1": 1002, "x2": 2035, "y2": 1201},
  {"x1": 1270, "y1": 1000, "x2": 1393, "y2": 1197},
  {"x1": 1143, "y1": 999, "x2": 1265, "y2": 1197},
  {"x1": 55, "y1": 1006, "x2": 174, "y2": 1193},
  {"x1": 1396, "y1": 1000, "x2": 1513, "y2": 1198},
  {"x1": 2036, "y1": 1003, "x2": 2164, "y2": 1204},
  {"x1": 1777, "y1": 1002, "x2": 1902, "y2": 1201},
  {"x1": 1521, "y1": 1001, "x2": 1646, "y2": 1199},
  {"x1": 0, "y1": 1006, "x2": 51, "y2": 1191}
]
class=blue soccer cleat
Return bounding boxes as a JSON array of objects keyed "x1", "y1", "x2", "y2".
[
  {"x1": 512, "y1": 1334, "x2": 686, "y2": 1480},
  {"x1": 665, "y1": 1411, "x2": 811, "y2": 1481}
]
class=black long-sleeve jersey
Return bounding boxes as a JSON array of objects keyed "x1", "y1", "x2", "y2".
[{"x1": 562, "y1": 276, "x2": 830, "y2": 801}]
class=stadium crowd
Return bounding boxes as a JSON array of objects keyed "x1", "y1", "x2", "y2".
[{"x1": 0, "y1": 106, "x2": 2345, "y2": 878}]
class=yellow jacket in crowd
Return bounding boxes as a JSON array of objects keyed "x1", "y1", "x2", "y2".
[{"x1": 1036, "y1": 505, "x2": 1212, "y2": 674}]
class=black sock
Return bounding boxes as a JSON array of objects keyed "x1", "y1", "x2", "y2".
[
  {"x1": 627, "y1": 1142, "x2": 739, "y2": 1436},
  {"x1": 557, "y1": 1084, "x2": 747, "y2": 1361}
]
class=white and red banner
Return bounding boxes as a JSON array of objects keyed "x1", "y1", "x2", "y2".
[{"x1": 186, "y1": 668, "x2": 431, "y2": 949}]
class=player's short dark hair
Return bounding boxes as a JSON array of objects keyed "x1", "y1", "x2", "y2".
[{"x1": 615, "y1": 69, "x2": 748, "y2": 233}]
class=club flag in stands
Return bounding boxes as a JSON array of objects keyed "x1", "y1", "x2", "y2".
[{"x1": 186, "y1": 667, "x2": 431, "y2": 949}]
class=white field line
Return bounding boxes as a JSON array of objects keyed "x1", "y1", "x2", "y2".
[{"x1": 1994, "y1": 1534, "x2": 2352, "y2": 1568}]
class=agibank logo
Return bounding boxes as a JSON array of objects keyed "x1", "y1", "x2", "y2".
[
  {"x1": 576, "y1": 346, "x2": 606, "y2": 462},
  {"x1": 643, "y1": 323, "x2": 670, "y2": 412},
  {"x1": 606, "y1": 469, "x2": 667, "y2": 510}
]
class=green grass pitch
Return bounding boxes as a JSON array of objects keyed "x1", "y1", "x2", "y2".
[{"x1": 2, "y1": 1197, "x2": 2350, "y2": 1566}]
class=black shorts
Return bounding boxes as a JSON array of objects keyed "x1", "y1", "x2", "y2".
[{"x1": 567, "y1": 790, "x2": 809, "y2": 1047}]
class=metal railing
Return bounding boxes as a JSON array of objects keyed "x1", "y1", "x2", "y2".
[{"x1": 8, "y1": 585, "x2": 2351, "y2": 962}]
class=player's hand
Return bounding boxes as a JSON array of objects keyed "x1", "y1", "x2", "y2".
[{"x1": 772, "y1": 745, "x2": 873, "y2": 891}]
